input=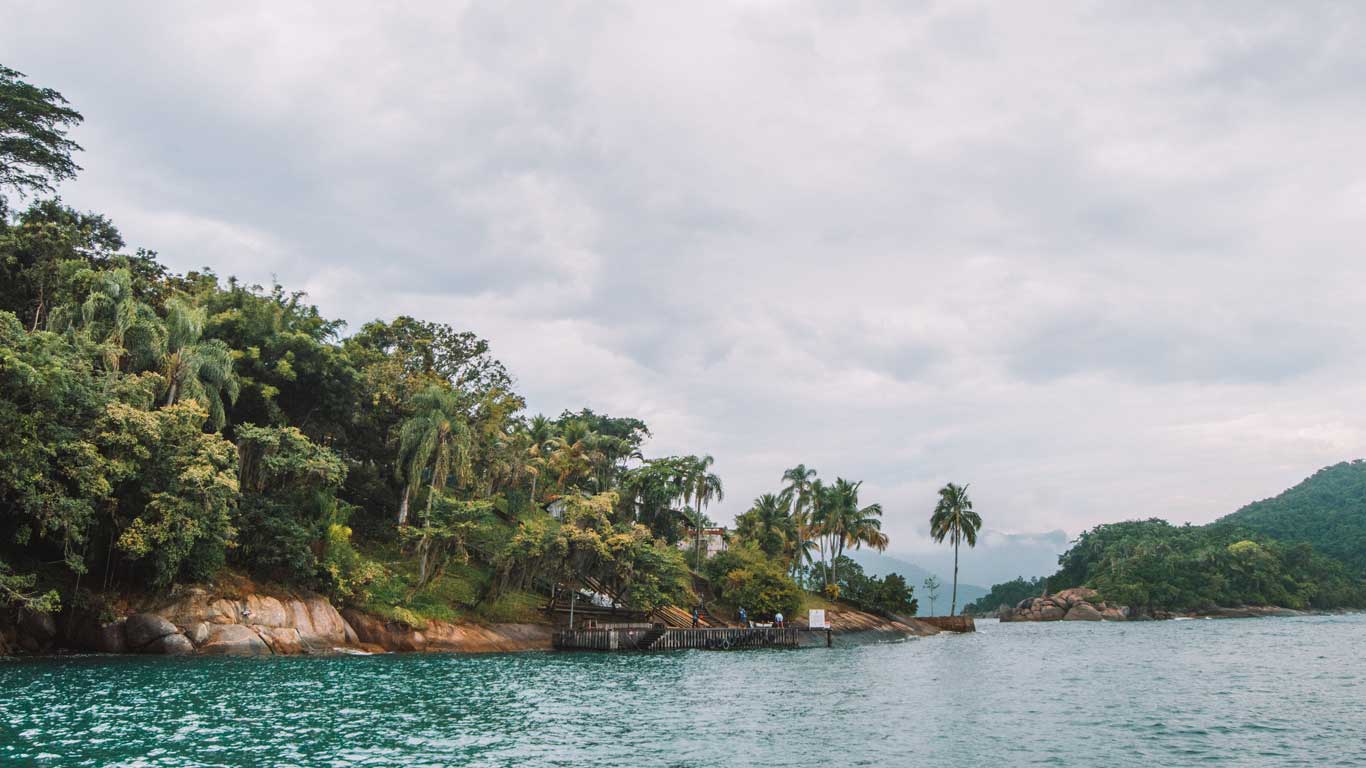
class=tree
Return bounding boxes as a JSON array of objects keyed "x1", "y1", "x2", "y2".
[
  {"x1": 735, "y1": 492, "x2": 795, "y2": 557},
  {"x1": 48, "y1": 266, "x2": 164, "y2": 374},
  {"x1": 781, "y1": 464, "x2": 819, "y2": 579},
  {"x1": 930, "y1": 482, "x2": 981, "y2": 615},
  {"x1": 923, "y1": 575, "x2": 941, "y2": 616},
  {"x1": 682, "y1": 455, "x2": 723, "y2": 565},
  {"x1": 824, "y1": 478, "x2": 888, "y2": 585},
  {"x1": 0, "y1": 66, "x2": 83, "y2": 199},
  {"x1": 396, "y1": 385, "x2": 473, "y2": 526},
  {"x1": 160, "y1": 297, "x2": 239, "y2": 429}
]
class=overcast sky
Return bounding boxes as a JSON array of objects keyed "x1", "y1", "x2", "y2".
[{"x1": 7, "y1": 1, "x2": 1366, "y2": 583}]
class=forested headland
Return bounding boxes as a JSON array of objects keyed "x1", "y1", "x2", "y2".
[
  {"x1": 0, "y1": 65, "x2": 919, "y2": 636},
  {"x1": 968, "y1": 465, "x2": 1366, "y2": 616}
]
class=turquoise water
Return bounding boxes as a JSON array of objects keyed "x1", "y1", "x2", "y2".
[{"x1": 3, "y1": 614, "x2": 1364, "y2": 766}]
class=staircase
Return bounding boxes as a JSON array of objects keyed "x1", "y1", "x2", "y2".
[{"x1": 634, "y1": 624, "x2": 668, "y2": 649}]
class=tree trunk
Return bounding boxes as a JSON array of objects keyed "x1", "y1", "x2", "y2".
[
  {"x1": 397, "y1": 487, "x2": 411, "y2": 526},
  {"x1": 164, "y1": 379, "x2": 178, "y2": 407},
  {"x1": 951, "y1": 535, "x2": 960, "y2": 616},
  {"x1": 695, "y1": 500, "x2": 703, "y2": 564}
]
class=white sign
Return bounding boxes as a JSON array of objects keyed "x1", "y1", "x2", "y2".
[{"x1": 809, "y1": 609, "x2": 827, "y2": 629}]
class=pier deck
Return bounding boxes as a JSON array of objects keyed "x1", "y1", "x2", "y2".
[{"x1": 553, "y1": 624, "x2": 815, "y2": 651}]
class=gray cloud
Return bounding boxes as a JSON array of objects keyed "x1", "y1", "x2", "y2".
[{"x1": 7, "y1": 1, "x2": 1366, "y2": 573}]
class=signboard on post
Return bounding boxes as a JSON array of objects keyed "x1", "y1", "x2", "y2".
[{"x1": 809, "y1": 609, "x2": 827, "y2": 629}]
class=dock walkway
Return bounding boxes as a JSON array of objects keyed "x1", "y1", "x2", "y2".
[{"x1": 553, "y1": 624, "x2": 813, "y2": 651}]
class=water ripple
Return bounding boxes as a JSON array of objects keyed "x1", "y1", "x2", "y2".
[{"x1": 2, "y1": 615, "x2": 1365, "y2": 766}]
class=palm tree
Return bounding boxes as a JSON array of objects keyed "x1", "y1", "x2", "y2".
[
  {"x1": 824, "y1": 478, "x2": 888, "y2": 585},
  {"x1": 736, "y1": 492, "x2": 795, "y2": 556},
  {"x1": 684, "y1": 454, "x2": 723, "y2": 565},
  {"x1": 160, "y1": 297, "x2": 239, "y2": 429},
  {"x1": 544, "y1": 424, "x2": 605, "y2": 492},
  {"x1": 781, "y1": 464, "x2": 819, "y2": 577},
  {"x1": 930, "y1": 482, "x2": 982, "y2": 615},
  {"x1": 49, "y1": 267, "x2": 164, "y2": 374},
  {"x1": 396, "y1": 385, "x2": 474, "y2": 526}
]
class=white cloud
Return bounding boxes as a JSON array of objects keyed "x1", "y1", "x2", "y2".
[{"x1": 7, "y1": 1, "x2": 1366, "y2": 576}]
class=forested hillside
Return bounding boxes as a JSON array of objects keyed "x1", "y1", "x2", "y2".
[
  {"x1": 971, "y1": 466, "x2": 1366, "y2": 615},
  {"x1": 1216, "y1": 461, "x2": 1366, "y2": 575},
  {"x1": 0, "y1": 65, "x2": 914, "y2": 628}
]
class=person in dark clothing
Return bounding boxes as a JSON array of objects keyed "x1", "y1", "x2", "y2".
[
  {"x1": 738, "y1": 607, "x2": 748, "y2": 627},
  {"x1": 691, "y1": 607, "x2": 700, "y2": 628}
]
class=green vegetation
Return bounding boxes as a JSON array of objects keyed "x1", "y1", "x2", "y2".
[
  {"x1": 0, "y1": 66, "x2": 728, "y2": 626},
  {"x1": 963, "y1": 576, "x2": 1045, "y2": 615},
  {"x1": 974, "y1": 464, "x2": 1366, "y2": 614},
  {"x1": 929, "y1": 482, "x2": 981, "y2": 615},
  {"x1": 723, "y1": 464, "x2": 917, "y2": 617},
  {"x1": 825, "y1": 556, "x2": 917, "y2": 617},
  {"x1": 1047, "y1": 520, "x2": 1364, "y2": 612},
  {"x1": 1216, "y1": 461, "x2": 1366, "y2": 576}
]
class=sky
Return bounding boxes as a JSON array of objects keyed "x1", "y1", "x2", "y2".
[{"x1": 7, "y1": 1, "x2": 1366, "y2": 585}]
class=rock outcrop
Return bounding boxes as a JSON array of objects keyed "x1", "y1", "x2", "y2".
[
  {"x1": 999, "y1": 588, "x2": 1130, "y2": 622},
  {"x1": 341, "y1": 609, "x2": 553, "y2": 653}
]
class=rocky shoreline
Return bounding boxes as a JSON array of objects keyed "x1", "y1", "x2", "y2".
[
  {"x1": 2, "y1": 588, "x2": 932, "y2": 657},
  {"x1": 993, "y1": 587, "x2": 1312, "y2": 623},
  {"x1": 0, "y1": 588, "x2": 554, "y2": 658}
]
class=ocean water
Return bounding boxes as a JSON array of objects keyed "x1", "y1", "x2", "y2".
[{"x1": 2, "y1": 614, "x2": 1364, "y2": 767}]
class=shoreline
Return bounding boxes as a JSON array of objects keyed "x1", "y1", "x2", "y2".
[{"x1": 2, "y1": 587, "x2": 936, "y2": 659}]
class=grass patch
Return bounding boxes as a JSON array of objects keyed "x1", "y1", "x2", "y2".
[
  {"x1": 354, "y1": 540, "x2": 491, "y2": 626},
  {"x1": 472, "y1": 590, "x2": 546, "y2": 624}
]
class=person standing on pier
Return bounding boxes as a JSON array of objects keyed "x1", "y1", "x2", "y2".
[
  {"x1": 774, "y1": 611, "x2": 784, "y2": 628},
  {"x1": 739, "y1": 607, "x2": 748, "y2": 627},
  {"x1": 691, "y1": 606, "x2": 700, "y2": 628}
]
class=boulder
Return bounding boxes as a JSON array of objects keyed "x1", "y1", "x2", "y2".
[
  {"x1": 1064, "y1": 603, "x2": 1103, "y2": 621},
  {"x1": 73, "y1": 618, "x2": 128, "y2": 653},
  {"x1": 148, "y1": 633, "x2": 195, "y2": 655},
  {"x1": 1037, "y1": 605, "x2": 1066, "y2": 621},
  {"x1": 342, "y1": 608, "x2": 427, "y2": 652},
  {"x1": 1053, "y1": 587, "x2": 1099, "y2": 608},
  {"x1": 126, "y1": 613, "x2": 180, "y2": 650},
  {"x1": 199, "y1": 624, "x2": 271, "y2": 656},
  {"x1": 241, "y1": 595, "x2": 288, "y2": 627},
  {"x1": 1101, "y1": 607, "x2": 1127, "y2": 621},
  {"x1": 186, "y1": 621, "x2": 211, "y2": 646},
  {"x1": 260, "y1": 626, "x2": 305, "y2": 655}
]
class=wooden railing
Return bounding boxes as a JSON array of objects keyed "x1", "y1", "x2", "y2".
[{"x1": 553, "y1": 625, "x2": 802, "y2": 651}]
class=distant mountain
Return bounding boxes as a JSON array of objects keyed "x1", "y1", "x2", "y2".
[
  {"x1": 849, "y1": 549, "x2": 989, "y2": 611},
  {"x1": 1217, "y1": 460, "x2": 1366, "y2": 575}
]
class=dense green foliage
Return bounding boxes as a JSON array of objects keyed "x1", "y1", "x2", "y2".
[
  {"x1": 825, "y1": 556, "x2": 918, "y2": 617},
  {"x1": 963, "y1": 576, "x2": 1046, "y2": 615},
  {"x1": 0, "y1": 67, "x2": 739, "y2": 623},
  {"x1": 1048, "y1": 519, "x2": 1364, "y2": 612},
  {"x1": 1216, "y1": 461, "x2": 1366, "y2": 576},
  {"x1": 703, "y1": 544, "x2": 802, "y2": 619}
]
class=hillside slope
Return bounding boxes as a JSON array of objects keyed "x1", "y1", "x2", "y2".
[{"x1": 1218, "y1": 461, "x2": 1366, "y2": 574}]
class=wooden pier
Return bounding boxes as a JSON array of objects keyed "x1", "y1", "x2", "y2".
[{"x1": 553, "y1": 624, "x2": 812, "y2": 651}]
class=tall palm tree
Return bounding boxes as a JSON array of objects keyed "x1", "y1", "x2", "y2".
[
  {"x1": 684, "y1": 454, "x2": 723, "y2": 564},
  {"x1": 396, "y1": 385, "x2": 474, "y2": 526},
  {"x1": 736, "y1": 492, "x2": 795, "y2": 556},
  {"x1": 781, "y1": 464, "x2": 818, "y2": 573},
  {"x1": 160, "y1": 297, "x2": 239, "y2": 429},
  {"x1": 930, "y1": 482, "x2": 982, "y2": 615},
  {"x1": 824, "y1": 478, "x2": 888, "y2": 585},
  {"x1": 544, "y1": 425, "x2": 605, "y2": 492},
  {"x1": 808, "y1": 478, "x2": 831, "y2": 584},
  {"x1": 49, "y1": 267, "x2": 164, "y2": 374}
]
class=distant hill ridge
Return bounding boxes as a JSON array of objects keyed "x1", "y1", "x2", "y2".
[{"x1": 1218, "y1": 460, "x2": 1366, "y2": 575}]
